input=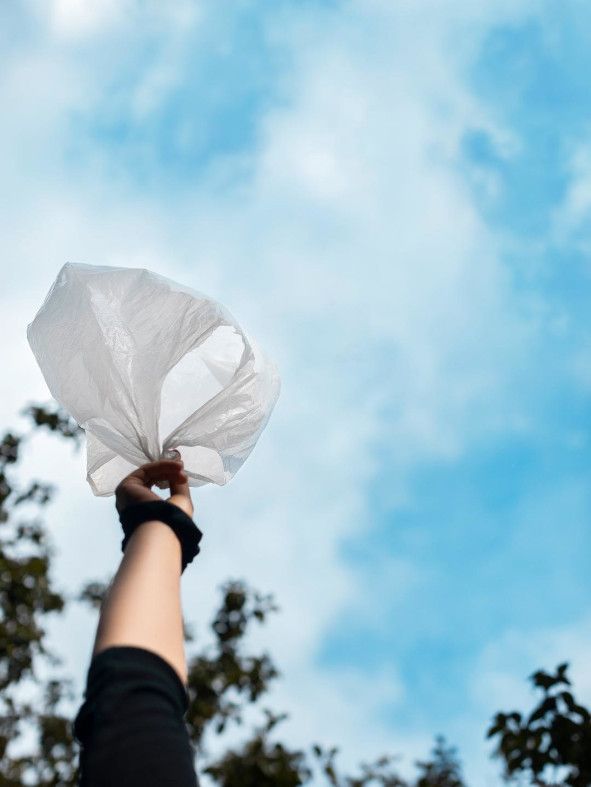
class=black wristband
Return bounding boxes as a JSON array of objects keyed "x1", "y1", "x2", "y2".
[{"x1": 119, "y1": 501, "x2": 203, "y2": 574}]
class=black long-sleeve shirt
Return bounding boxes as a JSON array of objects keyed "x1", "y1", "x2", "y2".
[{"x1": 73, "y1": 645, "x2": 199, "y2": 786}]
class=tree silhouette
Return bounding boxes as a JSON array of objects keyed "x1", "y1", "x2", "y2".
[
  {"x1": 415, "y1": 737, "x2": 464, "y2": 787},
  {"x1": 488, "y1": 663, "x2": 591, "y2": 786},
  {"x1": 0, "y1": 406, "x2": 81, "y2": 785}
]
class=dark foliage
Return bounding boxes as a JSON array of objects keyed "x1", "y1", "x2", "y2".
[
  {"x1": 0, "y1": 404, "x2": 81, "y2": 785},
  {"x1": 186, "y1": 580, "x2": 280, "y2": 746},
  {"x1": 488, "y1": 663, "x2": 591, "y2": 786},
  {"x1": 204, "y1": 710, "x2": 312, "y2": 787},
  {"x1": 415, "y1": 737, "x2": 464, "y2": 787}
]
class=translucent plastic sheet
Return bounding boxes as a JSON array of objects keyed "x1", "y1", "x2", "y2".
[{"x1": 27, "y1": 263, "x2": 281, "y2": 496}]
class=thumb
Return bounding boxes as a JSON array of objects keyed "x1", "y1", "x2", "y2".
[{"x1": 168, "y1": 466, "x2": 194, "y2": 518}]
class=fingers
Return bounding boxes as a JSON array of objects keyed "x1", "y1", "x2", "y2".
[
  {"x1": 129, "y1": 460, "x2": 186, "y2": 488},
  {"x1": 166, "y1": 459, "x2": 193, "y2": 517},
  {"x1": 115, "y1": 458, "x2": 194, "y2": 518},
  {"x1": 169, "y1": 467, "x2": 190, "y2": 499}
]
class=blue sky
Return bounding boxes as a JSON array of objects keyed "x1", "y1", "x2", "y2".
[{"x1": 1, "y1": 1, "x2": 590, "y2": 784}]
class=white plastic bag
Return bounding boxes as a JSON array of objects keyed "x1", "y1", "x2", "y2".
[{"x1": 27, "y1": 263, "x2": 281, "y2": 496}]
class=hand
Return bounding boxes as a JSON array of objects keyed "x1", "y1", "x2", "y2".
[{"x1": 115, "y1": 458, "x2": 194, "y2": 518}]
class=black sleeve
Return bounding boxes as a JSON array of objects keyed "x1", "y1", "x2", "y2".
[{"x1": 73, "y1": 645, "x2": 199, "y2": 786}]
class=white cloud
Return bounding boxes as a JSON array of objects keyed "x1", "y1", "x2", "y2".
[
  {"x1": 43, "y1": 0, "x2": 199, "y2": 41},
  {"x1": 49, "y1": 0, "x2": 123, "y2": 38},
  {"x1": 551, "y1": 131, "x2": 591, "y2": 255},
  {"x1": 471, "y1": 615, "x2": 591, "y2": 712},
  {"x1": 553, "y1": 141, "x2": 591, "y2": 222}
]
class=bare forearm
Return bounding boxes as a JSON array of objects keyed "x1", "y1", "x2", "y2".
[{"x1": 92, "y1": 520, "x2": 188, "y2": 685}]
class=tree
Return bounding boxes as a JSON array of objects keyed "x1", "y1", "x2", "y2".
[
  {"x1": 488, "y1": 663, "x2": 591, "y2": 786},
  {"x1": 0, "y1": 406, "x2": 81, "y2": 786},
  {"x1": 415, "y1": 737, "x2": 464, "y2": 787}
]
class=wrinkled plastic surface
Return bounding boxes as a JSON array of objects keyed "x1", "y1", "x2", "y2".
[{"x1": 27, "y1": 263, "x2": 281, "y2": 496}]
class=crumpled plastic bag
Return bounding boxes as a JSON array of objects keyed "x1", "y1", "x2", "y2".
[{"x1": 27, "y1": 262, "x2": 281, "y2": 496}]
